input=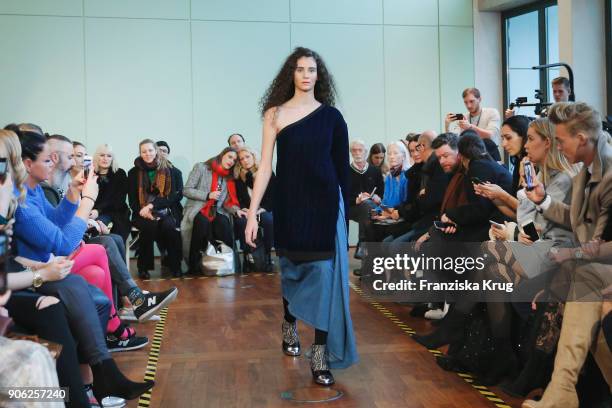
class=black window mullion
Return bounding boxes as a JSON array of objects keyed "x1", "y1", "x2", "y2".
[{"x1": 538, "y1": 7, "x2": 549, "y2": 102}]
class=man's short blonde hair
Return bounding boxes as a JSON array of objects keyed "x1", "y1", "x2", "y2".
[{"x1": 548, "y1": 102, "x2": 601, "y2": 142}]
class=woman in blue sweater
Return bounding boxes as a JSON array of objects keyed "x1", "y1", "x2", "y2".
[
  {"x1": 245, "y1": 47, "x2": 358, "y2": 386},
  {"x1": 376, "y1": 141, "x2": 410, "y2": 210},
  {"x1": 1, "y1": 128, "x2": 153, "y2": 404},
  {"x1": 12, "y1": 129, "x2": 147, "y2": 351}
]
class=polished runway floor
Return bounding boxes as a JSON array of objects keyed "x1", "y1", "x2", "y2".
[{"x1": 116, "y1": 251, "x2": 524, "y2": 408}]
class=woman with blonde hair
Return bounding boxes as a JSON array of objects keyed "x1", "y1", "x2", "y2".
[
  {"x1": 128, "y1": 139, "x2": 183, "y2": 278},
  {"x1": 234, "y1": 146, "x2": 275, "y2": 272},
  {"x1": 91, "y1": 144, "x2": 131, "y2": 241},
  {"x1": 462, "y1": 117, "x2": 578, "y2": 388}
]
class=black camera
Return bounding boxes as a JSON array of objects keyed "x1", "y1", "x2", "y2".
[{"x1": 509, "y1": 96, "x2": 528, "y2": 110}]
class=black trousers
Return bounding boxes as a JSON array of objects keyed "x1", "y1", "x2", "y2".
[
  {"x1": 34, "y1": 274, "x2": 110, "y2": 365},
  {"x1": 234, "y1": 211, "x2": 274, "y2": 252},
  {"x1": 7, "y1": 291, "x2": 90, "y2": 408},
  {"x1": 133, "y1": 214, "x2": 182, "y2": 271},
  {"x1": 189, "y1": 213, "x2": 233, "y2": 273},
  {"x1": 348, "y1": 201, "x2": 377, "y2": 242}
]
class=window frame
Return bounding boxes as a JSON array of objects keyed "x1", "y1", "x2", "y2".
[{"x1": 501, "y1": 0, "x2": 558, "y2": 111}]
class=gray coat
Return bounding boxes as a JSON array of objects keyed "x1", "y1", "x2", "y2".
[{"x1": 180, "y1": 162, "x2": 239, "y2": 261}]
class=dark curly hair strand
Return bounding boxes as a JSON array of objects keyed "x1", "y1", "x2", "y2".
[{"x1": 260, "y1": 47, "x2": 337, "y2": 116}]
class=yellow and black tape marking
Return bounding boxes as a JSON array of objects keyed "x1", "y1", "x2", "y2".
[
  {"x1": 139, "y1": 272, "x2": 277, "y2": 282},
  {"x1": 137, "y1": 307, "x2": 169, "y2": 408},
  {"x1": 348, "y1": 281, "x2": 512, "y2": 408}
]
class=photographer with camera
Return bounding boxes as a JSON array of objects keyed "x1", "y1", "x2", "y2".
[
  {"x1": 505, "y1": 76, "x2": 571, "y2": 119},
  {"x1": 445, "y1": 88, "x2": 501, "y2": 145}
]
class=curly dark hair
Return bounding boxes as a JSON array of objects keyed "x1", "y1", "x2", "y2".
[{"x1": 260, "y1": 47, "x2": 337, "y2": 116}]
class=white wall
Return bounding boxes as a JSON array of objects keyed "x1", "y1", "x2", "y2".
[
  {"x1": 558, "y1": 0, "x2": 607, "y2": 114},
  {"x1": 0, "y1": 0, "x2": 476, "y2": 175},
  {"x1": 473, "y1": 0, "x2": 503, "y2": 114},
  {"x1": 0, "y1": 1, "x2": 479, "y2": 246}
]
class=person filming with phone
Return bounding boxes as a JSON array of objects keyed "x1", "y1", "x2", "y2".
[
  {"x1": 490, "y1": 117, "x2": 575, "y2": 270},
  {"x1": 473, "y1": 115, "x2": 531, "y2": 219},
  {"x1": 520, "y1": 103, "x2": 612, "y2": 408},
  {"x1": 445, "y1": 88, "x2": 501, "y2": 146}
]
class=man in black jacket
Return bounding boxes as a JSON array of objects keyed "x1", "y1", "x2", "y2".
[
  {"x1": 348, "y1": 140, "x2": 384, "y2": 259},
  {"x1": 387, "y1": 131, "x2": 450, "y2": 243},
  {"x1": 439, "y1": 131, "x2": 512, "y2": 242}
]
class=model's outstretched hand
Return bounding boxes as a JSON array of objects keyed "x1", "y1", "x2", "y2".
[{"x1": 245, "y1": 215, "x2": 258, "y2": 248}]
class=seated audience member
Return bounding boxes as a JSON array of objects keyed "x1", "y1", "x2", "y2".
[
  {"x1": 473, "y1": 118, "x2": 576, "y2": 387},
  {"x1": 26, "y1": 132, "x2": 177, "y2": 322},
  {"x1": 373, "y1": 134, "x2": 422, "y2": 240},
  {"x1": 379, "y1": 141, "x2": 410, "y2": 209},
  {"x1": 155, "y1": 140, "x2": 183, "y2": 222},
  {"x1": 445, "y1": 87, "x2": 501, "y2": 145},
  {"x1": 418, "y1": 131, "x2": 512, "y2": 245},
  {"x1": 386, "y1": 131, "x2": 449, "y2": 243},
  {"x1": 92, "y1": 144, "x2": 131, "y2": 241},
  {"x1": 0, "y1": 128, "x2": 153, "y2": 405},
  {"x1": 0, "y1": 292, "x2": 64, "y2": 408},
  {"x1": 368, "y1": 142, "x2": 389, "y2": 176},
  {"x1": 404, "y1": 134, "x2": 424, "y2": 200},
  {"x1": 42, "y1": 134, "x2": 74, "y2": 205},
  {"x1": 412, "y1": 133, "x2": 512, "y2": 350},
  {"x1": 228, "y1": 133, "x2": 245, "y2": 150},
  {"x1": 181, "y1": 147, "x2": 240, "y2": 275},
  {"x1": 365, "y1": 141, "x2": 410, "y2": 241},
  {"x1": 348, "y1": 139, "x2": 384, "y2": 257},
  {"x1": 233, "y1": 146, "x2": 275, "y2": 272},
  {"x1": 128, "y1": 139, "x2": 184, "y2": 278},
  {"x1": 521, "y1": 102, "x2": 612, "y2": 408},
  {"x1": 11, "y1": 128, "x2": 153, "y2": 352},
  {"x1": 474, "y1": 115, "x2": 531, "y2": 218},
  {"x1": 71, "y1": 140, "x2": 87, "y2": 180},
  {"x1": 155, "y1": 141, "x2": 184, "y2": 269},
  {"x1": 403, "y1": 133, "x2": 419, "y2": 166}
]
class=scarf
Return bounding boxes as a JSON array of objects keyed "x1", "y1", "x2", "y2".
[
  {"x1": 440, "y1": 171, "x2": 468, "y2": 213},
  {"x1": 135, "y1": 157, "x2": 172, "y2": 208},
  {"x1": 200, "y1": 160, "x2": 239, "y2": 221},
  {"x1": 389, "y1": 164, "x2": 403, "y2": 178}
]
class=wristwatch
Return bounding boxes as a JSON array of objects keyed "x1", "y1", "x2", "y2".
[
  {"x1": 31, "y1": 268, "x2": 44, "y2": 289},
  {"x1": 574, "y1": 249, "x2": 584, "y2": 260}
]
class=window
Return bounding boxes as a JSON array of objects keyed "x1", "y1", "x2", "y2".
[{"x1": 502, "y1": 1, "x2": 558, "y2": 117}]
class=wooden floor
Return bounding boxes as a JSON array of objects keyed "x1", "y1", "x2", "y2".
[{"x1": 115, "y1": 252, "x2": 525, "y2": 408}]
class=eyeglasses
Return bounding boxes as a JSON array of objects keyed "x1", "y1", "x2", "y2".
[{"x1": 415, "y1": 143, "x2": 425, "y2": 152}]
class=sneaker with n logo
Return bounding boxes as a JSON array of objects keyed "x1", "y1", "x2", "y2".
[
  {"x1": 133, "y1": 287, "x2": 178, "y2": 322},
  {"x1": 106, "y1": 334, "x2": 149, "y2": 353}
]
